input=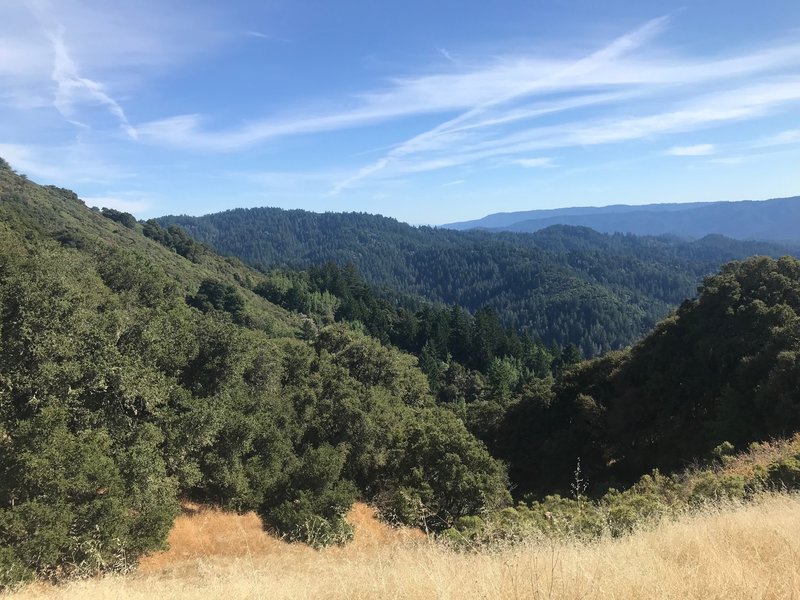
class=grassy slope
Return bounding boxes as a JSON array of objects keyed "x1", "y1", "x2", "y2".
[
  {"x1": 9, "y1": 495, "x2": 800, "y2": 599},
  {"x1": 9, "y1": 438, "x2": 800, "y2": 599}
]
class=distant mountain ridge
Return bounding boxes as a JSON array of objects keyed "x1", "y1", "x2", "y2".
[{"x1": 443, "y1": 196, "x2": 800, "y2": 242}]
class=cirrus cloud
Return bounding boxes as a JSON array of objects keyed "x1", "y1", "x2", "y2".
[{"x1": 666, "y1": 144, "x2": 716, "y2": 156}]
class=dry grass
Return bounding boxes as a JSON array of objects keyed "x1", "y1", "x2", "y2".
[
  {"x1": 9, "y1": 495, "x2": 800, "y2": 600},
  {"x1": 136, "y1": 501, "x2": 424, "y2": 574}
]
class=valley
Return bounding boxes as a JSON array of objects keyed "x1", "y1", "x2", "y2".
[{"x1": 2, "y1": 161, "x2": 800, "y2": 597}]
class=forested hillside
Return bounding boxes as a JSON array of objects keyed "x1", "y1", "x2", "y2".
[
  {"x1": 490, "y1": 255, "x2": 800, "y2": 497},
  {"x1": 159, "y1": 208, "x2": 796, "y2": 355},
  {"x1": 4, "y1": 159, "x2": 800, "y2": 590},
  {"x1": 0, "y1": 159, "x2": 508, "y2": 585}
]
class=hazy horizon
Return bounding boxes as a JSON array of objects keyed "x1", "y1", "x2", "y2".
[{"x1": 2, "y1": 0, "x2": 799, "y2": 224}]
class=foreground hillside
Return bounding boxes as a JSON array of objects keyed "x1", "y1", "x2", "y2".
[
  {"x1": 13, "y1": 433, "x2": 800, "y2": 598},
  {"x1": 10, "y1": 494, "x2": 800, "y2": 599},
  {"x1": 160, "y1": 207, "x2": 797, "y2": 354},
  {"x1": 0, "y1": 159, "x2": 508, "y2": 585}
]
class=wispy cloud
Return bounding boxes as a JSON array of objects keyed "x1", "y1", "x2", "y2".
[
  {"x1": 138, "y1": 17, "x2": 670, "y2": 152},
  {"x1": 666, "y1": 143, "x2": 715, "y2": 156},
  {"x1": 46, "y1": 25, "x2": 136, "y2": 138},
  {"x1": 709, "y1": 156, "x2": 747, "y2": 165},
  {"x1": 125, "y1": 12, "x2": 800, "y2": 178},
  {"x1": 513, "y1": 157, "x2": 555, "y2": 168},
  {"x1": 327, "y1": 17, "x2": 673, "y2": 192},
  {"x1": 339, "y1": 75, "x2": 800, "y2": 186},
  {"x1": 245, "y1": 31, "x2": 272, "y2": 40},
  {"x1": 437, "y1": 47, "x2": 456, "y2": 64},
  {"x1": 0, "y1": 0, "x2": 225, "y2": 126},
  {"x1": 83, "y1": 194, "x2": 152, "y2": 214},
  {"x1": 0, "y1": 143, "x2": 55, "y2": 177},
  {"x1": 756, "y1": 129, "x2": 800, "y2": 147},
  {"x1": 0, "y1": 142, "x2": 130, "y2": 183},
  {"x1": 136, "y1": 110, "x2": 424, "y2": 153},
  {"x1": 441, "y1": 179, "x2": 465, "y2": 187}
]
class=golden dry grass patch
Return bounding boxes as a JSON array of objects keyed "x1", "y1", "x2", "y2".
[
  {"x1": 8, "y1": 494, "x2": 800, "y2": 600},
  {"x1": 136, "y1": 501, "x2": 424, "y2": 575}
]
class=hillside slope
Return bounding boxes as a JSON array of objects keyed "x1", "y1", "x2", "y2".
[
  {"x1": 491, "y1": 255, "x2": 800, "y2": 496},
  {"x1": 0, "y1": 162, "x2": 300, "y2": 337},
  {"x1": 10, "y1": 494, "x2": 800, "y2": 599},
  {"x1": 159, "y1": 207, "x2": 797, "y2": 354},
  {"x1": 0, "y1": 159, "x2": 509, "y2": 586}
]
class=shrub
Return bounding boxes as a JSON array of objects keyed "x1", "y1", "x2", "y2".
[
  {"x1": 100, "y1": 207, "x2": 137, "y2": 229},
  {"x1": 258, "y1": 445, "x2": 357, "y2": 547},
  {"x1": 766, "y1": 455, "x2": 800, "y2": 489},
  {"x1": 0, "y1": 406, "x2": 179, "y2": 587}
]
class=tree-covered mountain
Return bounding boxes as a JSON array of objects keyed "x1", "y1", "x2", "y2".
[
  {"x1": 5, "y1": 158, "x2": 800, "y2": 590},
  {"x1": 444, "y1": 195, "x2": 800, "y2": 242},
  {"x1": 251, "y1": 261, "x2": 578, "y2": 406},
  {"x1": 159, "y1": 207, "x2": 797, "y2": 355},
  {"x1": 0, "y1": 159, "x2": 509, "y2": 584},
  {"x1": 491, "y1": 255, "x2": 800, "y2": 498}
]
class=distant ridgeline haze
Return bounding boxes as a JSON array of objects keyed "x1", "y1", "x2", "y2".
[
  {"x1": 159, "y1": 206, "x2": 799, "y2": 356},
  {"x1": 443, "y1": 196, "x2": 800, "y2": 243}
]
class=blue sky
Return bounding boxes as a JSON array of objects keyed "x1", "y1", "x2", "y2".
[{"x1": 1, "y1": 0, "x2": 799, "y2": 225}]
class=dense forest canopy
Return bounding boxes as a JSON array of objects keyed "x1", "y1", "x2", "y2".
[
  {"x1": 0, "y1": 162, "x2": 508, "y2": 583},
  {"x1": 159, "y1": 207, "x2": 797, "y2": 355},
  {"x1": 492, "y1": 255, "x2": 800, "y2": 496},
  {"x1": 3, "y1": 160, "x2": 800, "y2": 588}
]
